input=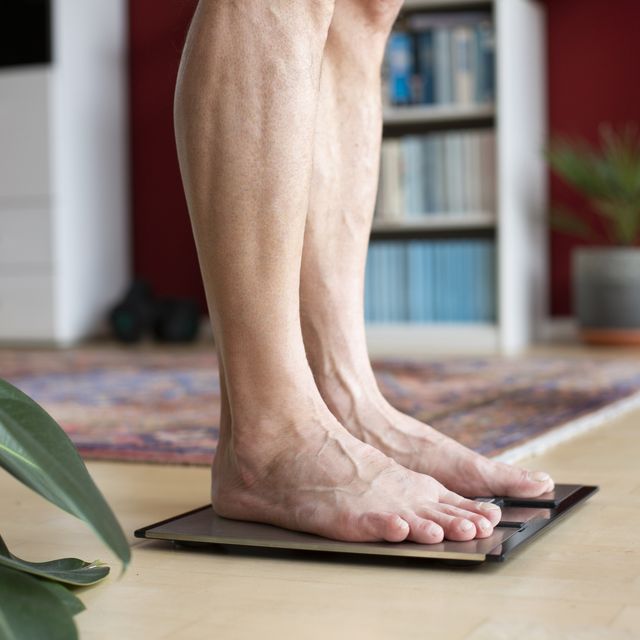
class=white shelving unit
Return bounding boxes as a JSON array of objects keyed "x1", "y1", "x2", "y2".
[
  {"x1": 0, "y1": 1, "x2": 130, "y2": 345},
  {"x1": 366, "y1": 0, "x2": 548, "y2": 356}
]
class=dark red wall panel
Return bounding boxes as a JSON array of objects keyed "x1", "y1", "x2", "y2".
[{"x1": 128, "y1": 0, "x2": 205, "y2": 310}]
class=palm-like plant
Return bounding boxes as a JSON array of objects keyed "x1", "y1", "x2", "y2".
[
  {"x1": 547, "y1": 123, "x2": 640, "y2": 245},
  {"x1": 0, "y1": 378, "x2": 130, "y2": 639}
]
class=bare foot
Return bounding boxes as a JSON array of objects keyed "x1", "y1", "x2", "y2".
[
  {"x1": 314, "y1": 373, "x2": 555, "y2": 499},
  {"x1": 211, "y1": 394, "x2": 502, "y2": 543}
]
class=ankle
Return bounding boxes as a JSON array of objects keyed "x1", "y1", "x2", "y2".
[
  {"x1": 312, "y1": 361, "x2": 387, "y2": 424},
  {"x1": 218, "y1": 387, "x2": 332, "y2": 459}
]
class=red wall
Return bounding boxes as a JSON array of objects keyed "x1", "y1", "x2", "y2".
[
  {"x1": 128, "y1": 0, "x2": 204, "y2": 309},
  {"x1": 545, "y1": 0, "x2": 640, "y2": 315},
  {"x1": 128, "y1": 0, "x2": 640, "y2": 317}
]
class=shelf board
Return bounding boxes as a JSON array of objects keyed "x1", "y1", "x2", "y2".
[
  {"x1": 366, "y1": 323, "x2": 499, "y2": 356},
  {"x1": 371, "y1": 212, "x2": 496, "y2": 234},
  {"x1": 383, "y1": 103, "x2": 495, "y2": 127},
  {"x1": 402, "y1": 0, "x2": 492, "y2": 10}
]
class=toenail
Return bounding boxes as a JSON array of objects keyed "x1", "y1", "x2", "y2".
[
  {"x1": 529, "y1": 471, "x2": 551, "y2": 482},
  {"x1": 478, "y1": 502, "x2": 501, "y2": 511},
  {"x1": 398, "y1": 518, "x2": 410, "y2": 531},
  {"x1": 460, "y1": 520, "x2": 474, "y2": 531}
]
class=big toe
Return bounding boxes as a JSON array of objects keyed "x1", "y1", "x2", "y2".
[{"x1": 487, "y1": 462, "x2": 554, "y2": 498}]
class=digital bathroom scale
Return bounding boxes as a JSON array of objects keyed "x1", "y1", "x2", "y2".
[{"x1": 135, "y1": 484, "x2": 598, "y2": 565}]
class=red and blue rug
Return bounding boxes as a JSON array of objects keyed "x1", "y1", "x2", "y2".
[{"x1": 2, "y1": 346, "x2": 640, "y2": 465}]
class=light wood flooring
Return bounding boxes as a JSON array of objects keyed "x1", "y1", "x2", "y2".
[{"x1": 1, "y1": 347, "x2": 639, "y2": 639}]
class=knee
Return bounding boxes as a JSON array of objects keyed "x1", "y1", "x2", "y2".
[
  {"x1": 346, "y1": 0, "x2": 404, "y2": 31},
  {"x1": 299, "y1": 0, "x2": 338, "y2": 29}
]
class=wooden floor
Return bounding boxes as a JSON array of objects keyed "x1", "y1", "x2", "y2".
[{"x1": 2, "y1": 358, "x2": 640, "y2": 638}]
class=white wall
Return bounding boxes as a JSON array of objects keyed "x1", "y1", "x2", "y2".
[{"x1": 50, "y1": 0, "x2": 131, "y2": 343}]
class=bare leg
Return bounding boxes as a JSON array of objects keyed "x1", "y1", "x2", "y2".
[
  {"x1": 300, "y1": 0, "x2": 554, "y2": 498},
  {"x1": 174, "y1": 0, "x2": 501, "y2": 543}
]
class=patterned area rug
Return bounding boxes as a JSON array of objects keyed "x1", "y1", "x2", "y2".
[{"x1": 2, "y1": 346, "x2": 640, "y2": 465}]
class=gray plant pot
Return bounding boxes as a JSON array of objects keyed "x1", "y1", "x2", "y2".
[{"x1": 573, "y1": 247, "x2": 640, "y2": 344}]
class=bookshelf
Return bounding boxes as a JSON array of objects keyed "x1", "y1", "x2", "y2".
[{"x1": 366, "y1": 0, "x2": 547, "y2": 356}]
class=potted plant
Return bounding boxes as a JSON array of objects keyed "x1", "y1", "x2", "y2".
[
  {"x1": 0, "y1": 378, "x2": 130, "y2": 639},
  {"x1": 548, "y1": 124, "x2": 640, "y2": 345}
]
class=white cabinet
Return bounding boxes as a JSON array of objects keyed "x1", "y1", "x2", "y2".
[{"x1": 0, "y1": 0, "x2": 130, "y2": 345}]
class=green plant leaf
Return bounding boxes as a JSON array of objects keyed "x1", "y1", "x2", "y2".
[
  {"x1": 0, "y1": 378, "x2": 130, "y2": 570},
  {"x1": 549, "y1": 206, "x2": 600, "y2": 241},
  {"x1": 0, "y1": 565, "x2": 78, "y2": 640},
  {"x1": 546, "y1": 124, "x2": 640, "y2": 245},
  {"x1": 38, "y1": 581, "x2": 86, "y2": 617},
  {"x1": 0, "y1": 533, "x2": 109, "y2": 586}
]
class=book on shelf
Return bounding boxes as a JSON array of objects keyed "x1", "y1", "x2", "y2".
[
  {"x1": 374, "y1": 129, "x2": 495, "y2": 222},
  {"x1": 382, "y1": 11, "x2": 495, "y2": 108},
  {"x1": 386, "y1": 32, "x2": 413, "y2": 106},
  {"x1": 365, "y1": 238, "x2": 496, "y2": 325}
]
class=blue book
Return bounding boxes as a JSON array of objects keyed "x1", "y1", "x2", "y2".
[
  {"x1": 476, "y1": 240, "x2": 497, "y2": 322},
  {"x1": 452, "y1": 241, "x2": 460, "y2": 321},
  {"x1": 439, "y1": 240, "x2": 454, "y2": 322},
  {"x1": 434, "y1": 27, "x2": 452, "y2": 105},
  {"x1": 364, "y1": 245, "x2": 374, "y2": 323},
  {"x1": 369, "y1": 243, "x2": 384, "y2": 323},
  {"x1": 387, "y1": 32, "x2": 414, "y2": 105},
  {"x1": 475, "y1": 20, "x2": 495, "y2": 104},
  {"x1": 379, "y1": 243, "x2": 391, "y2": 322},
  {"x1": 450, "y1": 241, "x2": 461, "y2": 322},
  {"x1": 388, "y1": 243, "x2": 397, "y2": 322},
  {"x1": 431, "y1": 242, "x2": 439, "y2": 321},
  {"x1": 448, "y1": 240, "x2": 460, "y2": 322},
  {"x1": 421, "y1": 136, "x2": 436, "y2": 214},
  {"x1": 478, "y1": 240, "x2": 489, "y2": 322},
  {"x1": 433, "y1": 134, "x2": 446, "y2": 213},
  {"x1": 403, "y1": 136, "x2": 422, "y2": 217},
  {"x1": 380, "y1": 243, "x2": 389, "y2": 323},
  {"x1": 452, "y1": 26, "x2": 474, "y2": 105},
  {"x1": 366, "y1": 243, "x2": 376, "y2": 322},
  {"x1": 461, "y1": 241, "x2": 473, "y2": 322},
  {"x1": 433, "y1": 241, "x2": 445, "y2": 321},
  {"x1": 486, "y1": 240, "x2": 497, "y2": 322},
  {"x1": 424, "y1": 243, "x2": 436, "y2": 322},
  {"x1": 407, "y1": 241, "x2": 423, "y2": 322},
  {"x1": 416, "y1": 30, "x2": 435, "y2": 104},
  {"x1": 472, "y1": 241, "x2": 483, "y2": 322},
  {"x1": 383, "y1": 243, "x2": 397, "y2": 322},
  {"x1": 464, "y1": 240, "x2": 475, "y2": 322},
  {"x1": 392, "y1": 242, "x2": 409, "y2": 321},
  {"x1": 399, "y1": 243, "x2": 410, "y2": 321}
]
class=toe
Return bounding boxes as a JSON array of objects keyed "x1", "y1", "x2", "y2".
[
  {"x1": 420, "y1": 508, "x2": 477, "y2": 541},
  {"x1": 402, "y1": 514, "x2": 445, "y2": 544},
  {"x1": 360, "y1": 512, "x2": 410, "y2": 543},
  {"x1": 474, "y1": 501, "x2": 503, "y2": 526},
  {"x1": 445, "y1": 493, "x2": 502, "y2": 526},
  {"x1": 434, "y1": 503, "x2": 495, "y2": 538},
  {"x1": 485, "y1": 462, "x2": 555, "y2": 498}
]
